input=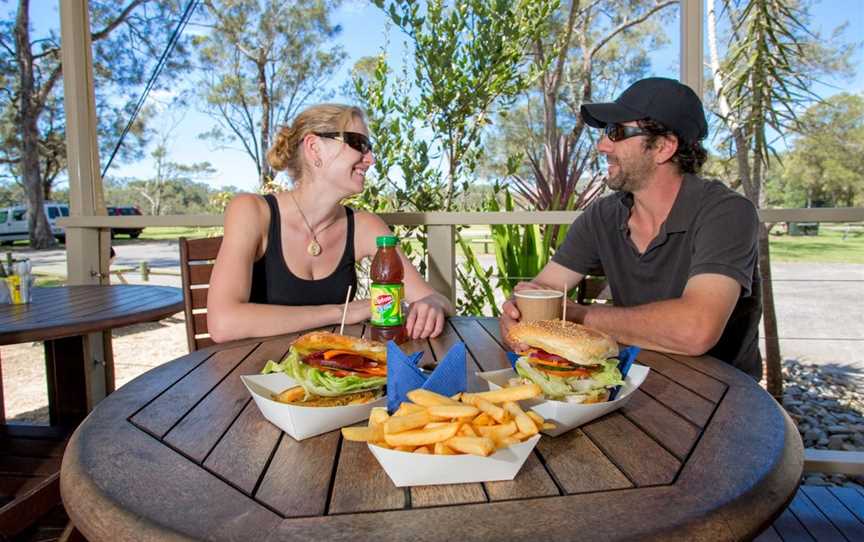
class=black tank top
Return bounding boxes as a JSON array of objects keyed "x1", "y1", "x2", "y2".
[{"x1": 249, "y1": 194, "x2": 357, "y2": 305}]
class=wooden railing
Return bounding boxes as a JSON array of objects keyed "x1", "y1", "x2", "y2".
[{"x1": 59, "y1": 207, "x2": 864, "y2": 302}]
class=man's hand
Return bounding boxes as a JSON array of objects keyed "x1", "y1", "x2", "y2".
[
  {"x1": 405, "y1": 294, "x2": 447, "y2": 339},
  {"x1": 499, "y1": 281, "x2": 546, "y2": 351}
]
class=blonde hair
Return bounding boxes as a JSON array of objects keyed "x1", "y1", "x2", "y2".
[{"x1": 267, "y1": 104, "x2": 366, "y2": 180}]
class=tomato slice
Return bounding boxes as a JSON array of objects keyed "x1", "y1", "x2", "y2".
[{"x1": 323, "y1": 350, "x2": 361, "y2": 360}]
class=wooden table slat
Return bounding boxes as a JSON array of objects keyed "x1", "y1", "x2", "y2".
[
  {"x1": 801, "y1": 486, "x2": 864, "y2": 541},
  {"x1": 130, "y1": 342, "x2": 258, "y2": 437},
  {"x1": 203, "y1": 400, "x2": 283, "y2": 495},
  {"x1": 638, "y1": 369, "x2": 716, "y2": 427},
  {"x1": 3, "y1": 287, "x2": 168, "y2": 330},
  {"x1": 581, "y1": 413, "x2": 681, "y2": 486},
  {"x1": 484, "y1": 453, "x2": 560, "y2": 501},
  {"x1": 254, "y1": 431, "x2": 341, "y2": 517},
  {"x1": 450, "y1": 317, "x2": 512, "y2": 371},
  {"x1": 535, "y1": 429, "x2": 632, "y2": 494},
  {"x1": 619, "y1": 389, "x2": 701, "y2": 461},
  {"x1": 329, "y1": 438, "x2": 407, "y2": 514},
  {"x1": 789, "y1": 487, "x2": 853, "y2": 542},
  {"x1": 164, "y1": 337, "x2": 294, "y2": 462},
  {"x1": 636, "y1": 350, "x2": 727, "y2": 403}
]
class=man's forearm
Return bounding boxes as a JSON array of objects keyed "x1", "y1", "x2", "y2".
[{"x1": 575, "y1": 300, "x2": 719, "y2": 356}]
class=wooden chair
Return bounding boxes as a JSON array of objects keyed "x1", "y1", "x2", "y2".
[
  {"x1": 575, "y1": 274, "x2": 612, "y2": 305},
  {"x1": 179, "y1": 236, "x2": 223, "y2": 352}
]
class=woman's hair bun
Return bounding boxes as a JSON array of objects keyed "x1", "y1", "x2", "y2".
[{"x1": 267, "y1": 104, "x2": 366, "y2": 180}]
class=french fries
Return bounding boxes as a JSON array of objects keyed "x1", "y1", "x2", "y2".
[{"x1": 341, "y1": 384, "x2": 556, "y2": 456}]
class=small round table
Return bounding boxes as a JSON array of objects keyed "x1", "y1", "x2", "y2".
[
  {"x1": 61, "y1": 317, "x2": 803, "y2": 541},
  {"x1": 0, "y1": 285, "x2": 183, "y2": 426}
]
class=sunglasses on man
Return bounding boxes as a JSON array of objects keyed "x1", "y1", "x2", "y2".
[
  {"x1": 314, "y1": 132, "x2": 373, "y2": 155},
  {"x1": 602, "y1": 123, "x2": 654, "y2": 142}
]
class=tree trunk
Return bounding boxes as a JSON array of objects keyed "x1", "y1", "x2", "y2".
[
  {"x1": 736, "y1": 130, "x2": 783, "y2": 398},
  {"x1": 758, "y1": 225, "x2": 783, "y2": 398},
  {"x1": 15, "y1": 0, "x2": 55, "y2": 249},
  {"x1": 258, "y1": 58, "x2": 271, "y2": 188}
]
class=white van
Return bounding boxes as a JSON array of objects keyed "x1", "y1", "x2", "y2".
[{"x1": 0, "y1": 202, "x2": 69, "y2": 245}]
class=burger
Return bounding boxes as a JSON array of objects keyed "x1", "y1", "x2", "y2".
[
  {"x1": 261, "y1": 331, "x2": 387, "y2": 407},
  {"x1": 507, "y1": 320, "x2": 624, "y2": 403}
]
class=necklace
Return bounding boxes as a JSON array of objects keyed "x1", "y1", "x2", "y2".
[{"x1": 289, "y1": 191, "x2": 337, "y2": 257}]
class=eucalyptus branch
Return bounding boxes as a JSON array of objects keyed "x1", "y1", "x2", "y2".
[
  {"x1": 92, "y1": 0, "x2": 147, "y2": 42},
  {"x1": 34, "y1": 65, "x2": 63, "y2": 112},
  {"x1": 589, "y1": 0, "x2": 677, "y2": 58}
]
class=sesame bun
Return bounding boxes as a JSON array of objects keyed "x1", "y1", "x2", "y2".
[
  {"x1": 291, "y1": 331, "x2": 387, "y2": 363},
  {"x1": 507, "y1": 320, "x2": 618, "y2": 366}
]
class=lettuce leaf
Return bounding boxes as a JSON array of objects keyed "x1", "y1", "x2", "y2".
[
  {"x1": 261, "y1": 349, "x2": 386, "y2": 398},
  {"x1": 514, "y1": 357, "x2": 623, "y2": 401}
]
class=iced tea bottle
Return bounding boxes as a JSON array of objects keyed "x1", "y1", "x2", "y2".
[{"x1": 369, "y1": 235, "x2": 406, "y2": 343}]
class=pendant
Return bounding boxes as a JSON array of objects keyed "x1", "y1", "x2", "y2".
[{"x1": 307, "y1": 240, "x2": 322, "y2": 256}]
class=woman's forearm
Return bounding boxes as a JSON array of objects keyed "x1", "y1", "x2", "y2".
[{"x1": 207, "y1": 302, "x2": 341, "y2": 343}]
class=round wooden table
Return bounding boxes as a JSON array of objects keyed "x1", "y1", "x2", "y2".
[
  {"x1": 61, "y1": 317, "x2": 803, "y2": 541},
  {"x1": 0, "y1": 285, "x2": 184, "y2": 426}
]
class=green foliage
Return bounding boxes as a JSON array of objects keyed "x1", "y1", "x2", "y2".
[
  {"x1": 371, "y1": 0, "x2": 558, "y2": 209},
  {"x1": 775, "y1": 93, "x2": 864, "y2": 207},
  {"x1": 357, "y1": 1, "x2": 557, "y2": 315},
  {"x1": 103, "y1": 176, "x2": 237, "y2": 215}
]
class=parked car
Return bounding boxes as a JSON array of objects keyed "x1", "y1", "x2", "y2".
[
  {"x1": 106, "y1": 206, "x2": 144, "y2": 238},
  {"x1": 0, "y1": 202, "x2": 68, "y2": 245}
]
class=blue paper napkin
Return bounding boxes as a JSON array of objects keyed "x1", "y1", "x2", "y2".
[
  {"x1": 506, "y1": 345, "x2": 640, "y2": 401},
  {"x1": 387, "y1": 341, "x2": 467, "y2": 413}
]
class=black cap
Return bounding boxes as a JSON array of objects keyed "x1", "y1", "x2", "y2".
[{"x1": 580, "y1": 77, "x2": 708, "y2": 143}]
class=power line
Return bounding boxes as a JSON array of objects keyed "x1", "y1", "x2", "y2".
[{"x1": 100, "y1": 0, "x2": 200, "y2": 179}]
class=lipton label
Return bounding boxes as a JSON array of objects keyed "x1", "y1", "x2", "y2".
[{"x1": 370, "y1": 283, "x2": 404, "y2": 326}]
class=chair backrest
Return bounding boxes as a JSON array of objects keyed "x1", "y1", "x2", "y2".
[
  {"x1": 575, "y1": 275, "x2": 612, "y2": 305},
  {"x1": 179, "y1": 236, "x2": 223, "y2": 352}
]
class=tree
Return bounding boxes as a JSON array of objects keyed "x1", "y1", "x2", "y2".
[
  {"x1": 777, "y1": 93, "x2": 864, "y2": 207},
  {"x1": 708, "y1": 0, "x2": 857, "y2": 397},
  {"x1": 371, "y1": 0, "x2": 559, "y2": 211},
  {"x1": 480, "y1": 0, "x2": 677, "y2": 181},
  {"x1": 0, "y1": 0, "x2": 189, "y2": 248},
  {"x1": 194, "y1": 0, "x2": 346, "y2": 188},
  {"x1": 133, "y1": 143, "x2": 216, "y2": 215}
]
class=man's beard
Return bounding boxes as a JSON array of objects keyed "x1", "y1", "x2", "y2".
[{"x1": 604, "y1": 153, "x2": 655, "y2": 192}]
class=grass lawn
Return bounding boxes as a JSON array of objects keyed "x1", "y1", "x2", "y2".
[
  {"x1": 768, "y1": 227, "x2": 864, "y2": 263},
  {"x1": 34, "y1": 273, "x2": 66, "y2": 287},
  {"x1": 138, "y1": 226, "x2": 223, "y2": 240}
]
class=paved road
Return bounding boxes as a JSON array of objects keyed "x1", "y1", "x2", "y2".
[{"x1": 7, "y1": 242, "x2": 863, "y2": 370}]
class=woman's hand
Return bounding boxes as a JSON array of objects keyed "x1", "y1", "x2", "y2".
[{"x1": 405, "y1": 294, "x2": 448, "y2": 339}]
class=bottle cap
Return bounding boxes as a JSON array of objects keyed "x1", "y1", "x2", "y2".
[{"x1": 376, "y1": 235, "x2": 398, "y2": 247}]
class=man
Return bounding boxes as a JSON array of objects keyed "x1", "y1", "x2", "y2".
[{"x1": 500, "y1": 77, "x2": 762, "y2": 379}]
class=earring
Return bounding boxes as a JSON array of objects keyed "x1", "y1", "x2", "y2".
[{"x1": 314, "y1": 158, "x2": 322, "y2": 168}]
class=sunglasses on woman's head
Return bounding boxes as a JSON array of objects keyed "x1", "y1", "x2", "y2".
[
  {"x1": 314, "y1": 132, "x2": 373, "y2": 154},
  {"x1": 604, "y1": 123, "x2": 652, "y2": 142}
]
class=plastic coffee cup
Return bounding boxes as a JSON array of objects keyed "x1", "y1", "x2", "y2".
[{"x1": 514, "y1": 289, "x2": 564, "y2": 322}]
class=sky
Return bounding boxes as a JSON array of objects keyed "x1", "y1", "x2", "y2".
[{"x1": 12, "y1": 0, "x2": 864, "y2": 194}]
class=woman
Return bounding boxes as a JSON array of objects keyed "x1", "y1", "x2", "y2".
[{"x1": 207, "y1": 104, "x2": 453, "y2": 343}]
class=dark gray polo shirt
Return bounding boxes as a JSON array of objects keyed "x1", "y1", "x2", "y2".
[{"x1": 552, "y1": 174, "x2": 762, "y2": 379}]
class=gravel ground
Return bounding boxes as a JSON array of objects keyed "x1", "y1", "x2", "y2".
[{"x1": 2, "y1": 319, "x2": 861, "y2": 489}]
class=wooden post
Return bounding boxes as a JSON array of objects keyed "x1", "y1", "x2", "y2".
[
  {"x1": 680, "y1": 0, "x2": 704, "y2": 97},
  {"x1": 59, "y1": 0, "x2": 113, "y2": 408},
  {"x1": 426, "y1": 225, "x2": 455, "y2": 305}
]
